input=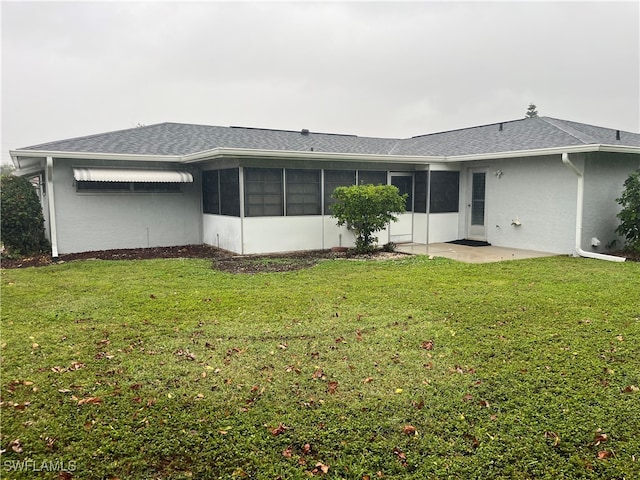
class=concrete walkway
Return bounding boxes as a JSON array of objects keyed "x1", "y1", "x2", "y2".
[{"x1": 396, "y1": 242, "x2": 558, "y2": 263}]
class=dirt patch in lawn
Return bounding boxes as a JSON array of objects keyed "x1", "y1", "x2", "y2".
[{"x1": 0, "y1": 245, "x2": 409, "y2": 273}]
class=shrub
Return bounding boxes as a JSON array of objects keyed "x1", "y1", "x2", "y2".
[
  {"x1": 616, "y1": 169, "x2": 640, "y2": 252},
  {"x1": 330, "y1": 184, "x2": 407, "y2": 254},
  {"x1": 1, "y1": 174, "x2": 49, "y2": 256}
]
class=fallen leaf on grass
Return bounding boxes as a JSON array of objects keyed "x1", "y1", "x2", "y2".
[
  {"x1": 544, "y1": 431, "x2": 560, "y2": 447},
  {"x1": 421, "y1": 340, "x2": 434, "y2": 350},
  {"x1": 77, "y1": 397, "x2": 102, "y2": 406},
  {"x1": 270, "y1": 423, "x2": 289, "y2": 436},
  {"x1": 10, "y1": 439, "x2": 23, "y2": 453},
  {"x1": 597, "y1": 450, "x2": 612, "y2": 459},
  {"x1": 593, "y1": 432, "x2": 608, "y2": 446},
  {"x1": 327, "y1": 381, "x2": 338, "y2": 394},
  {"x1": 311, "y1": 462, "x2": 329, "y2": 475},
  {"x1": 393, "y1": 447, "x2": 408, "y2": 467},
  {"x1": 362, "y1": 377, "x2": 374, "y2": 384},
  {"x1": 622, "y1": 385, "x2": 639, "y2": 393},
  {"x1": 282, "y1": 446, "x2": 293, "y2": 458},
  {"x1": 402, "y1": 425, "x2": 417, "y2": 435}
]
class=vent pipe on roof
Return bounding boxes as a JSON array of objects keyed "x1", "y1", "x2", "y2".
[
  {"x1": 301, "y1": 129, "x2": 309, "y2": 135},
  {"x1": 499, "y1": 123, "x2": 503, "y2": 132},
  {"x1": 616, "y1": 130, "x2": 621, "y2": 140}
]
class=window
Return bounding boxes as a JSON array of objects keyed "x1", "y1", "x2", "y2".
[
  {"x1": 286, "y1": 169, "x2": 321, "y2": 216},
  {"x1": 358, "y1": 170, "x2": 386, "y2": 185},
  {"x1": 77, "y1": 182, "x2": 181, "y2": 193},
  {"x1": 202, "y1": 170, "x2": 220, "y2": 214},
  {"x1": 244, "y1": 168, "x2": 283, "y2": 217},
  {"x1": 324, "y1": 170, "x2": 356, "y2": 214},
  {"x1": 414, "y1": 171, "x2": 428, "y2": 213},
  {"x1": 430, "y1": 171, "x2": 459, "y2": 213},
  {"x1": 391, "y1": 175, "x2": 413, "y2": 211},
  {"x1": 220, "y1": 168, "x2": 240, "y2": 217}
]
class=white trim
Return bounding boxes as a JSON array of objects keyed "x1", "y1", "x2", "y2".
[
  {"x1": 46, "y1": 157, "x2": 59, "y2": 258},
  {"x1": 72, "y1": 167, "x2": 193, "y2": 183}
]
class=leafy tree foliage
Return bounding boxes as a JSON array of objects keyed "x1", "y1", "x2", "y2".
[
  {"x1": 616, "y1": 169, "x2": 640, "y2": 252},
  {"x1": 525, "y1": 103, "x2": 538, "y2": 118},
  {"x1": 1, "y1": 174, "x2": 49, "y2": 255},
  {"x1": 330, "y1": 184, "x2": 407, "y2": 253}
]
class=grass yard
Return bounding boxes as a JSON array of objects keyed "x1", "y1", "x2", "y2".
[{"x1": 1, "y1": 255, "x2": 639, "y2": 479}]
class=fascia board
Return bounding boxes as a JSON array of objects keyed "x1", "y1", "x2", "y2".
[
  {"x1": 443, "y1": 144, "x2": 610, "y2": 162},
  {"x1": 181, "y1": 147, "x2": 445, "y2": 164},
  {"x1": 9, "y1": 149, "x2": 182, "y2": 162}
]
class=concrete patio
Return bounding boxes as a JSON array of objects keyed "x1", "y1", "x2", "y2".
[{"x1": 396, "y1": 242, "x2": 558, "y2": 263}]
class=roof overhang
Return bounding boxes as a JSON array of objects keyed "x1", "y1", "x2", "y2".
[{"x1": 9, "y1": 143, "x2": 640, "y2": 173}]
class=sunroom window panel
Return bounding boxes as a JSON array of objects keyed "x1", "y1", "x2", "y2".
[
  {"x1": 244, "y1": 168, "x2": 284, "y2": 217},
  {"x1": 324, "y1": 170, "x2": 356, "y2": 214},
  {"x1": 358, "y1": 170, "x2": 387, "y2": 185},
  {"x1": 430, "y1": 171, "x2": 459, "y2": 213},
  {"x1": 220, "y1": 168, "x2": 240, "y2": 217},
  {"x1": 286, "y1": 169, "x2": 320, "y2": 216}
]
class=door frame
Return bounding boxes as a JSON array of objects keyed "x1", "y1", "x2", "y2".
[
  {"x1": 389, "y1": 172, "x2": 414, "y2": 243},
  {"x1": 466, "y1": 168, "x2": 488, "y2": 241}
]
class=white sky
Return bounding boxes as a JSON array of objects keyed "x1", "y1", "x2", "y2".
[{"x1": 1, "y1": 0, "x2": 639, "y2": 165}]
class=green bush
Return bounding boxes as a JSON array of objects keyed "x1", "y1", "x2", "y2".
[
  {"x1": 1, "y1": 174, "x2": 49, "y2": 256},
  {"x1": 330, "y1": 184, "x2": 407, "y2": 254},
  {"x1": 616, "y1": 169, "x2": 640, "y2": 252}
]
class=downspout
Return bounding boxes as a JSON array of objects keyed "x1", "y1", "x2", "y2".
[
  {"x1": 46, "y1": 157, "x2": 59, "y2": 258},
  {"x1": 561, "y1": 153, "x2": 625, "y2": 262}
]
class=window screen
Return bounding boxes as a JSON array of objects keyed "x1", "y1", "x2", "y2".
[
  {"x1": 324, "y1": 170, "x2": 356, "y2": 214},
  {"x1": 202, "y1": 170, "x2": 220, "y2": 214},
  {"x1": 358, "y1": 170, "x2": 387, "y2": 185},
  {"x1": 220, "y1": 168, "x2": 240, "y2": 217},
  {"x1": 286, "y1": 169, "x2": 321, "y2": 216},
  {"x1": 414, "y1": 171, "x2": 428, "y2": 213},
  {"x1": 244, "y1": 168, "x2": 284, "y2": 217},
  {"x1": 391, "y1": 175, "x2": 413, "y2": 212},
  {"x1": 430, "y1": 171, "x2": 459, "y2": 213}
]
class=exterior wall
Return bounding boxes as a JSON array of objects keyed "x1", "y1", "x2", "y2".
[
  {"x1": 52, "y1": 158, "x2": 201, "y2": 254},
  {"x1": 243, "y1": 216, "x2": 324, "y2": 254},
  {"x1": 460, "y1": 155, "x2": 578, "y2": 254},
  {"x1": 582, "y1": 152, "x2": 640, "y2": 252},
  {"x1": 202, "y1": 214, "x2": 242, "y2": 253}
]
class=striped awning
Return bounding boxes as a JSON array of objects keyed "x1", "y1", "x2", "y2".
[{"x1": 73, "y1": 168, "x2": 193, "y2": 183}]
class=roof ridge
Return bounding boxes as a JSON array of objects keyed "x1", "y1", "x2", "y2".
[
  {"x1": 539, "y1": 117, "x2": 599, "y2": 144},
  {"x1": 409, "y1": 117, "x2": 532, "y2": 139}
]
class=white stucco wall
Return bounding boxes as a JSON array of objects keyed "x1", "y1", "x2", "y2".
[
  {"x1": 460, "y1": 155, "x2": 578, "y2": 254},
  {"x1": 202, "y1": 214, "x2": 242, "y2": 253},
  {"x1": 243, "y1": 216, "x2": 324, "y2": 254},
  {"x1": 51, "y1": 159, "x2": 201, "y2": 254},
  {"x1": 582, "y1": 152, "x2": 640, "y2": 252}
]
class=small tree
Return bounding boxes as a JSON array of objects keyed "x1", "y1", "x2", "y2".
[
  {"x1": 525, "y1": 103, "x2": 538, "y2": 118},
  {"x1": 330, "y1": 184, "x2": 407, "y2": 254},
  {"x1": 616, "y1": 169, "x2": 640, "y2": 252},
  {"x1": 1, "y1": 174, "x2": 49, "y2": 256}
]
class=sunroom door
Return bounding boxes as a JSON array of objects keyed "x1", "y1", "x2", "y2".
[
  {"x1": 467, "y1": 170, "x2": 487, "y2": 240},
  {"x1": 389, "y1": 173, "x2": 413, "y2": 243}
]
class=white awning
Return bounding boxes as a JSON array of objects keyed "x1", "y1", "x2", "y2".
[{"x1": 73, "y1": 168, "x2": 193, "y2": 183}]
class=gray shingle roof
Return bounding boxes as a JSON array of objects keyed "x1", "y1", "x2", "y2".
[{"x1": 17, "y1": 117, "x2": 640, "y2": 158}]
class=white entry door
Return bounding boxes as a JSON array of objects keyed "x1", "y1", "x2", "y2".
[
  {"x1": 467, "y1": 170, "x2": 487, "y2": 240},
  {"x1": 390, "y1": 173, "x2": 413, "y2": 243}
]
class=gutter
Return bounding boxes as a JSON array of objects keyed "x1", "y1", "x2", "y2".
[{"x1": 561, "y1": 152, "x2": 625, "y2": 262}]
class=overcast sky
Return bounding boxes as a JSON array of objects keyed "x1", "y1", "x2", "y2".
[{"x1": 2, "y1": 0, "x2": 639, "y2": 165}]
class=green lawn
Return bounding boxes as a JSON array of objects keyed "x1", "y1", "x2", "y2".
[{"x1": 1, "y1": 255, "x2": 639, "y2": 479}]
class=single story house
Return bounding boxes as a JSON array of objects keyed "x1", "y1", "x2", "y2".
[{"x1": 9, "y1": 116, "x2": 640, "y2": 260}]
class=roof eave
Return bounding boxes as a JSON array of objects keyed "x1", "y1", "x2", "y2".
[
  {"x1": 445, "y1": 144, "x2": 640, "y2": 162},
  {"x1": 9, "y1": 149, "x2": 182, "y2": 163},
  {"x1": 182, "y1": 147, "x2": 445, "y2": 164}
]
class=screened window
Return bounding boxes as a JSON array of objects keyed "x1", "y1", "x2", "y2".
[
  {"x1": 220, "y1": 168, "x2": 240, "y2": 217},
  {"x1": 414, "y1": 171, "x2": 428, "y2": 213},
  {"x1": 391, "y1": 175, "x2": 413, "y2": 211},
  {"x1": 202, "y1": 170, "x2": 220, "y2": 214},
  {"x1": 77, "y1": 182, "x2": 181, "y2": 193},
  {"x1": 358, "y1": 170, "x2": 387, "y2": 185},
  {"x1": 286, "y1": 169, "x2": 321, "y2": 216},
  {"x1": 244, "y1": 168, "x2": 283, "y2": 217},
  {"x1": 324, "y1": 170, "x2": 356, "y2": 214},
  {"x1": 430, "y1": 171, "x2": 459, "y2": 213}
]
